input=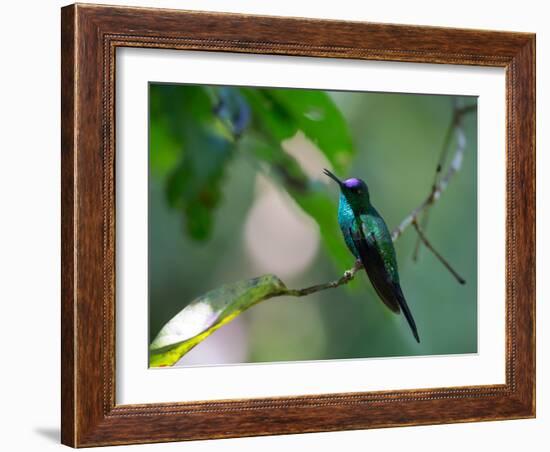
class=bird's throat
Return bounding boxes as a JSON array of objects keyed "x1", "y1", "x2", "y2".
[{"x1": 339, "y1": 192, "x2": 370, "y2": 217}]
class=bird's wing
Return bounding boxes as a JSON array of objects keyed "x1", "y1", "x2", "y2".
[
  {"x1": 349, "y1": 224, "x2": 400, "y2": 313},
  {"x1": 361, "y1": 212, "x2": 400, "y2": 281},
  {"x1": 349, "y1": 224, "x2": 420, "y2": 342}
]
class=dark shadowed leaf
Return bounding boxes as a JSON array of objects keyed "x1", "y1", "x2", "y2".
[
  {"x1": 150, "y1": 84, "x2": 236, "y2": 241},
  {"x1": 149, "y1": 274, "x2": 288, "y2": 367},
  {"x1": 214, "y1": 87, "x2": 251, "y2": 137},
  {"x1": 150, "y1": 84, "x2": 356, "y2": 266}
]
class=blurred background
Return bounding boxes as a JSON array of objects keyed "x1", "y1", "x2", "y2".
[{"x1": 148, "y1": 83, "x2": 477, "y2": 366}]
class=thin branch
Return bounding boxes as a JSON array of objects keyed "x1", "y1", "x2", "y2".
[
  {"x1": 284, "y1": 260, "x2": 363, "y2": 297},
  {"x1": 391, "y1": 103, "x2": 470, "y2": 242},
  {"x1": 412, "y1": 105, "x2": 456, "y2": 260},
  {"x1": 412, "y1": 220, "x2": 466, "y2": 284},
  {"x1": 434, "y1": 107, "x2": 459, "y2": 185},
  {"x1": 411, "y1": 99, "x2": 474, "y2": 259}
]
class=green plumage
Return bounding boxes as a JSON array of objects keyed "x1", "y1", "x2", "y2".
[
  {"x1": 338, "y1": 194, "x2": 399, "y2": 283},
  {"x1": 324, "y1": 169, "x2": 420, "y2": 342}
]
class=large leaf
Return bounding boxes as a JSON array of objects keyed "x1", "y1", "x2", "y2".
[
  {"x1": 149, "y1": 274, "x2": 288, "y2": 367},
  {"x1": 264, "y1": 89, "x2": 354, "y2": 173},
  {"x1": 240, "y1": 88, "x2": 354, "y2": 174},
  {"x1": 239, "y1": 88, "x2": 297, "y2": 141}
]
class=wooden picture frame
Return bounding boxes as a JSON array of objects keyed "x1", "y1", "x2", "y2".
[{"x1": 61, "y1": 3, "x2": 535, "y2": 447}]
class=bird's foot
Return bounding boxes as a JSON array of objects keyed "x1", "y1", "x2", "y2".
[{"x1": 342, "y1": 260, "x2": 363, "y2": 283}]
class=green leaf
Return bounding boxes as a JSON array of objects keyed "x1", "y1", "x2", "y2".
[
  {"x1": 264, "y1": 89, "x2": 354, "y2": 173},
  {"x1": 150, "y1": 84, "x2": 356, "y2": 263},
  {"x1": 149, "y1": 275, "x2": 288, "y2": 367},
  {"x1": 239, "y1": 88, "x2": 297, "y2": 141}
]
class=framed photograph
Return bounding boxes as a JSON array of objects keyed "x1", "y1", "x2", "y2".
[{"x1": 61, "y1": 3, "x2": 535, "y2": 447}]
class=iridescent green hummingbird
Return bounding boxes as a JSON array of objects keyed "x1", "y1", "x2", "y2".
[{"x1": 323, "y1": 169, "x2": 420, "y2": 343}]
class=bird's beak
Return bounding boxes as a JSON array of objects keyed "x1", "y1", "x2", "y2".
[{"x1": 323, "y1": 168, "x2": 343, "y2": 188}]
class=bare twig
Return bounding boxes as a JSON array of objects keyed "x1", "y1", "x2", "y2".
[
  {"x1": 412, "y1": 221, "x2": 466, "y2": 284},
  {"x1": 411, "y1": 99, "x2": 474, "y2": 259},
  {"x1": 411, "y1": 109, "x2": 455, "y2": 260},
  {"x1": 391, "y1": 103, "x2": 470, "y2": 242}
]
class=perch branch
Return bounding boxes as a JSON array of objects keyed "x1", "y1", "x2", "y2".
[{"x1": 284, "y1": 260, "x2": 363, "y2": 297}]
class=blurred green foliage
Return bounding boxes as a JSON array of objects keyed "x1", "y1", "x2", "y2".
[
  {"x1": 149, "y1": 83, "x2": 478, "y2": 365},
  {"x1": 150, "y1": 83, "x2": 354, "y2": 270}
]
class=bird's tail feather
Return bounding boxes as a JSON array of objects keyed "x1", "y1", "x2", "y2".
[
  {"x1": 348, "y1": 226, "x2": 420, "y2": 343},
  {"x1": 395, "y1": 286, "x2": 420, "y2": 343}
]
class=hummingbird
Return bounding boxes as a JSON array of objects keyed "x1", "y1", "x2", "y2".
[{"x1": 323, "y1": 169, "x2": 420, "y2": 343}]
